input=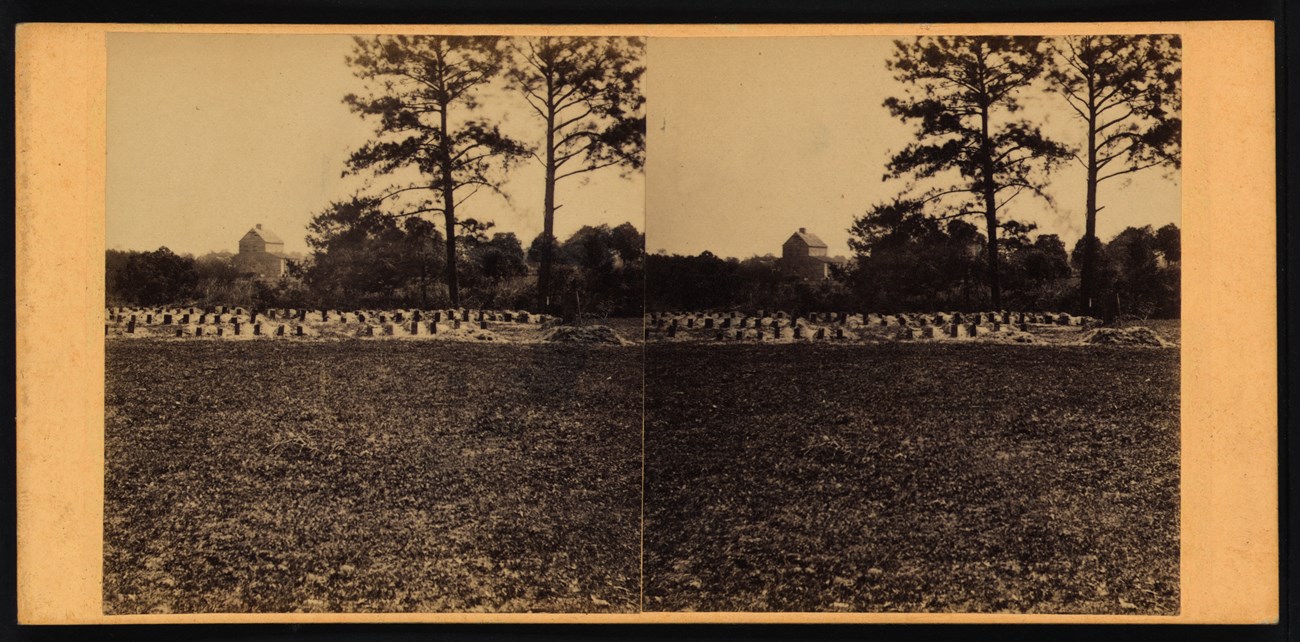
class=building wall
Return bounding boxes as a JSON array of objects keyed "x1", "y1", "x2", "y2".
[
  {"x1": 234, "y1": 251, "x2": 285, "y2": 279},
  {"x1": 782, "y1": 239, "x2": 805, "y2": 260},
  {"x1": 795, "y1": 258, "x2": 828, "y2": 281},
  {"x1": 239, "y1": 233, "x2": 265, "y2": 255}
]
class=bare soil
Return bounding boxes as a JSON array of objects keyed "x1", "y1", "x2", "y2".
[
  {"x1": 104, "y1": 340, "x2": 642, "y2": 614},
  {"x1": 644, "y1": 342, "x2": 1180, "y2": 614}
]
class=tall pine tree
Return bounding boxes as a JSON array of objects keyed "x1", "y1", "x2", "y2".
[
  {"x1": 884, "y1": 36, "x2": 1070, "y2": 308},
  {"x1": 505, "y1": 36, "x2": 645, "y2": 311},
  {"x1": 1046, "y1": 35, "x2": 1181, "y2": 316},
  {"x1": 344, "y1": 35, "x2": 529, "y2": 307}
]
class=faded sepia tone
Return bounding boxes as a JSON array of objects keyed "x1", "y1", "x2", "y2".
[
  {"x1": 16, "y1": 22, "x2": 1278, "y2": 624},
  {"x1": 102, "y1": 31, "x2": 646, "y2": 614},
  {"x1": 644, "y1": 34, "x2": 1182, "y2": 614}
]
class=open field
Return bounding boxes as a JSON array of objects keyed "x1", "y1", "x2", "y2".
[
  {"x1": 644, "y1": 341, "x2": 1180, "y2": 613},
  {"x1": 105, "y1": 340, "x2": 642, "y2": 614}
]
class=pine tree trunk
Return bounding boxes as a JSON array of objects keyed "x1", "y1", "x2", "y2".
[
  {"x1": 1080, "y1": 88, "x2": 1100, "y2": 318},
  {"x1": 984, "y1": 203, "x2": 1000, "y2": 308},
  {"x1": 440, "y1": 105, "x2": 459, "y2": 307},
  {"x1": 538, "y1": 121, "x2": 556, "y2": 312},
  {"x1": 537, "y1": 72, "x2": 557, "y2": 313},
  {"x1": 979, "y1": 102, "x2": 1001, "y2": 308},
  {"x1": 1081, "y1": 158, "x2": 1099, "y2": 317}
]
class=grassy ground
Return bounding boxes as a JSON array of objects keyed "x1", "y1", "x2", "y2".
[
  {"x1": 644, "y1": 342, "x2": 1180, "y2": 614},
  {"x1": 104, "y1": 340, "x2": 641, "y2": 614}
]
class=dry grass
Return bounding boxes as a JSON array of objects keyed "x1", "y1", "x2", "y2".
[
  {"x1": 104, "y1": 340, "x2": 642, "y2": 614},
  {"x1": 644, "y1": 342, "x2": 1180, "y2": 614}
]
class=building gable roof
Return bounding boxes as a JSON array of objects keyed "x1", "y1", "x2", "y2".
[
  {"x1": 785, "y1": 229, "x2": 828, "y2": 249},
  {"x1": 243, "y1": 225, "x2": 284, "y2": 245}
]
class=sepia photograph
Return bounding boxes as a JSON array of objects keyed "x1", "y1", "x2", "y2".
[
  {"x1": 102, "y1": 32, "x2": 646, "y2": 613},
  {"x1": 10, "y1": 16, "x2": 1281, "y2": 626},
  {"x1": 643, "y1": 35, "x2": 1182, "y2": 613}
]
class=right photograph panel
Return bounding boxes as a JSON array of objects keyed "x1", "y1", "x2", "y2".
[{"x1": 642, "y1": 35, "x2": 1182, "y2": 614}]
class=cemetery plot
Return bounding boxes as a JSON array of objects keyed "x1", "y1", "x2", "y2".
[
  {"x1": 644, "y1": 342, "x2": 1179, "y2": 613},
  {"x1": 642, "y1": 310, "x2": 1175, "y2": 347},
  {"x1": 103, "y1": 306, "x2": 640, "y2": 345},
  {"x1": 104, "y1": 339, "x2": 641, "y2": 613}
]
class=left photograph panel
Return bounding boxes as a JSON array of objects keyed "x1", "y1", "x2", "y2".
[{"x1": 102, "y1": 33, "x2": 646, "y2": 614}]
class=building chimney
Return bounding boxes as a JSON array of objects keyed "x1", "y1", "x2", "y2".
[
  {"x1": 799, "y1": 227, "x2": 806, "y2": 234},
  {"x1": 256, "y1": 223, "x2": 262, "y2": 230}
]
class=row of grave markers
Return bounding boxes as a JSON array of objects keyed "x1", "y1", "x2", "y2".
[
  {"x1": 645, "y1": 309, "x2": 1080, "y2": 325},
  {"x1": 641, "y1": 309, "x2": 1087, "y2": 341},
  {"x1": 106, "y1": 306, "x2": 547, "y2": 338}
]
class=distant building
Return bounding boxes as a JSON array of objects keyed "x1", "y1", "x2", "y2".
[
  {"x1": 780, "y1": 228, "x2": 848, "y2": 280},
  {"x1": 234, "y1": 224, "x2": 287, "y2": 279}
]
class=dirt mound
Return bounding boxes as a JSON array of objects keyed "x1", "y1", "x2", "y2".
[
  {"x1": 540, "y1": 324, "x2": 626, "y2": 345},
  {"x1": 1079, "y1": 326, "x2": 1172, "y2": 347},
  {"x1": 972, "y1": 329, "x2": 1041, "y2": 344}
]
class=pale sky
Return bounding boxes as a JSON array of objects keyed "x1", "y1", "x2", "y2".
[
  {"x1": 645, "y1": 37, "x2": 1180, "y2": 259},
  {"x1": 107, "y1": 33, "x2": 645, "y2": 257},
  {"x1": 107, "y1": 34, "x2": 1178, "y2": 261}
]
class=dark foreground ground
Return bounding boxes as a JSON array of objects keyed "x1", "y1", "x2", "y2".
[
  {"x1": 645, "y1": 342, "x2": 1180, "y2": 614},
  {"x1": 105, "y1": 340, "x2": 641, "y2": 614}
]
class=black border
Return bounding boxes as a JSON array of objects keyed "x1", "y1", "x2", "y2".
[{"x1": 3, "y1": 1, "x2": 1290, "y2": 641}]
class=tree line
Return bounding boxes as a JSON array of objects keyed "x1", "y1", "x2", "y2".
[
  {"x1": 646, "y1": 222, "x2": 1178, "y2": 319},
  {"x1": 105, "y1": 221, "x2": 644, "y2": 316}
]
